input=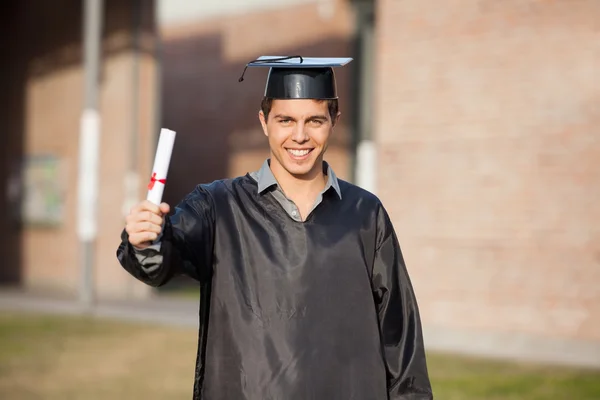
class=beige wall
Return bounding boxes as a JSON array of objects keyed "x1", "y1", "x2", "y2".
[{"x1": 375, "y1": 0, "x2": 600, "y2": 346}]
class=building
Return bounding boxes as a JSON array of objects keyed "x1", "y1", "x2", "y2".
[
  {"x1": 0, "y1": 0, "x2": 598, "y2": 367},
  {"x1": 375, "y1": 0, "x2": 600, "y2": 367},
  {"x1": 0, "y1": 0, "x2": 159, "y2": 299}
]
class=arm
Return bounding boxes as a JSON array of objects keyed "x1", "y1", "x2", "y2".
[
  {"x1": 116, "y1": 185, "x2": 215, "y2": 287},
  {"x1": 372, "y1": 206, "x2": 433, "y2": 399}
]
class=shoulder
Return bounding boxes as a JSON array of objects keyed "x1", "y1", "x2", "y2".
[
  {"x1": 172, "y1": 175, "x2": 256, "y2": 218},
  {"x1": 203, "y1": 174, "x2": 257, "y2": 196},
  {"x1": 185, "y1": 174, "x2": 256, "y2": 203},
  {"x1": 337, "y1": 179, "x2": 395, "y2": 245},
  {"x1": 337, "y1": 179, "x2": 384, "y2": 210}
]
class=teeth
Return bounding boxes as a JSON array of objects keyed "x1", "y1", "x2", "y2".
[{"x1": 288, "y1": 149, "x2": 310, "y2": 157}]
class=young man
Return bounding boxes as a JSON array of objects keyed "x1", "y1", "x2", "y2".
[{"x1": 117, "y1": 56, "x2": 433, "y2": 399}]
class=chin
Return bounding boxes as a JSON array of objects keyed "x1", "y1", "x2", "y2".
[
  {"x1": 284, "y1": 163, "x2": 315, "y2": 177},
  {"x1": 273, "y1": 149, "x2": 321, "y2": 177}
]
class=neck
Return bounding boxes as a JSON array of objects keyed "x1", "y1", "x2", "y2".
[{"x1": 270, "y1": 157, "x2": 327, "y2": 200}]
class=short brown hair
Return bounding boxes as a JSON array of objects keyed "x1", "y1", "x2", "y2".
[{"x1": 261, "y1": 97, "x2": 339, "y2": 122}]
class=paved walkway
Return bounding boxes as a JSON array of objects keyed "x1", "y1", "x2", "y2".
[{"x1": 0, "y1": 289, "x2": 199, "y2": 328}]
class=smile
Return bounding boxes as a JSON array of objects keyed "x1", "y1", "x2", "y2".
[
  {"x1": 287, "y1": 149, "x2": 312, "y2": 157},
  {"x1": 286, "y1": 148, "x2": 314, "y2": 161}
]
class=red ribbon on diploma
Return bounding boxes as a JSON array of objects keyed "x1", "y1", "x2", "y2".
[{"x1": 148, "y1": 172, "x2": 166, "y2": 190}]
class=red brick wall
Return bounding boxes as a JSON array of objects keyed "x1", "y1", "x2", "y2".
[{"x1": 375, "y1": 0, "x2": 600, "y2": 342}]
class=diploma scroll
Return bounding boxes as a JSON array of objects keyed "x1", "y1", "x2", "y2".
[{"x1": 146, "y1": 128, "x2": 176, "y2": 205}]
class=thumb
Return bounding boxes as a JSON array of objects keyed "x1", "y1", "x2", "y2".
[{"x1": 159, "y1": 202, "x2": 170, "y2": 215}]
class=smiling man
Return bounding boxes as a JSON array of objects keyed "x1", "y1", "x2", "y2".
[{"x1": 117, "y1": 56, "x2": 433, "y2": 400}]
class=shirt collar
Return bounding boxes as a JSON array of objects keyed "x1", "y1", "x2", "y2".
[{"x1": 254, "y1": 159, "x2": 342, "y2": 199}]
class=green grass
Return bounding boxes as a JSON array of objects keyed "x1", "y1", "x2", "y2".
[
  {"x1": 156, "y1": 278, "x2": 201, "y2": 300},
  {"x1": 158, "y1": 285, "x2": 201, "y2": 300},
  {"x1": 0, "y1": 312, "x2": 598, "y2": 399},
  {"x1": 0, "y1": 312, "x2": 197, "y2": 400},
  {"x1": 428, "y1": 351, "x2": 600, "y2": 399}
]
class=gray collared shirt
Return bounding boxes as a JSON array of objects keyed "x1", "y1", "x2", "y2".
[
  {"x1": 133, "y1": 160, "x2": 342, "y2": 266},
  {"x1": 250, "y1": 159, "x2": 342, "y2": 222}
]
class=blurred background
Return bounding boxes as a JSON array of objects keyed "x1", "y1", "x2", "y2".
[{"x1": 0, "y1": 0, "x2": 599, "y2": 399}]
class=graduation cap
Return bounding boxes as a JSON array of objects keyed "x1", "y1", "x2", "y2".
[{"x1": 238, "y1": 55, "x2": 353, "y2": 100}]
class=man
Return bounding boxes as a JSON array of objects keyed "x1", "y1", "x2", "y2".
[{"x1": 117, "y1": 56, "x2": 433, "y2": 399}]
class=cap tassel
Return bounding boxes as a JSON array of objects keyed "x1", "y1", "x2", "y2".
[{"x1": 238, "y1": 55, "x2": 304, "y2": 82}]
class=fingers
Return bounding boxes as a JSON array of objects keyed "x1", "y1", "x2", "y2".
[
  {"x1": 131, "y1": 200, "x2": 161, "y2": 215},
  {"x1": 126, "y1": 223, "x2": 161, "y2": 247},
  {"x1": 125, "y1": 214, "x2": 161, "y2": 233},
  {"x1": 125, "y1": 218, "x2": 161, "y2": 237},
  {"x1": 132, "y1": 220, "x2": 162, "y2": 234},
  {"x1": 131, "y1": 200, "x2": 170, "y2": 216},
  {"x1": 127, "y1": 210, "x2": 163, "y2": 226},
  {"x1": 127, "y1": 202, "x2": 169, "y2": 223},
  {"x1": 125, "y1": 200, "x2": 171, "y2": 248},
  {"x1": 159, "y1": 202, "x2": 170, "y2": 215},
  {"x1": 128, "y1": 231, "x2": 159, "y2": 247}
]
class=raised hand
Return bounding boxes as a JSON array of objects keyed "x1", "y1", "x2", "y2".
[{"x1": 125, "y1": 200, "x2": 170, "y2": 250}]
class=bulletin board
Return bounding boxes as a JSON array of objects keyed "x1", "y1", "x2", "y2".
[{"x1": 21, "y1": 154, "x2": 65, "y2": 227}]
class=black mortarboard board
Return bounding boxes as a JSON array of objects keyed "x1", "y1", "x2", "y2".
[{"x1": 238, "y1": 55, "x2": 353, "y2": 100}]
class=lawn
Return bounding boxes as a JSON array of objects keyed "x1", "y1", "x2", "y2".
[{"x1": 0, "y1": 312, "x2": 598, "y2": 400}]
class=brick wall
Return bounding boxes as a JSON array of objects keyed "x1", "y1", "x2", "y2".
[
  {"x1": 375, "y1": 0, "x2": 600, "y2": 344},
  {"x1": 5, "y1": 0, "x2": 158, "y2": 299}
]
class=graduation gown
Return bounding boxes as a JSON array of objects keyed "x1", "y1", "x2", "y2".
[{"x1": 116, "y1": 173, "x2": 433, "y2": 400}]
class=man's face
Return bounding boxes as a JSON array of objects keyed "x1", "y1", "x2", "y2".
[{"x1": 259, "y1": 99, "x2": 339, "y2": 178}]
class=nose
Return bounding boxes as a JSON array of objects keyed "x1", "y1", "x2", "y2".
[{"x1": 291, "y1": 121, "x2": 309, "y2": 143}]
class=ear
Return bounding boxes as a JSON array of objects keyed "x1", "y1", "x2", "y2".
[
  {"x1": 259, "y1": 110, "x2": 269, "y2": 137},
  {"x1": 332, "y1": 111, "x2": 341, "y2": 128}
]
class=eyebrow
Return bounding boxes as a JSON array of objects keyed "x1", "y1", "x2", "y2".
[{"x1": 273, "y1": 114, "x2": 328, "y2": 121}]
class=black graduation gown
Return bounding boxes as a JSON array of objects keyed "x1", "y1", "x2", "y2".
[{"x1": 116, "y1": 174, "x2": 433, "y2": 400}]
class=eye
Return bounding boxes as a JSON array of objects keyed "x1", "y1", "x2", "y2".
[
  {"x1": 309, "y1": 119, "x2": 324, "y2": 126},
  {"x1": 279, "y1": 119, "x2": 292, "y2": 125}
]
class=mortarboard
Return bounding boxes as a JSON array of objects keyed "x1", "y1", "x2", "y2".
[{"x1": 238, "y1": 56, "x2": 353, "y2": 100}]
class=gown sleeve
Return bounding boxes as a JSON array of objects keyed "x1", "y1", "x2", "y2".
[
  {"x1": 372, "y1": 205, "x2": 434, "y2": 399},
  {"x1": 116, "y1": 184, "x2": 216, "y2": 287}
]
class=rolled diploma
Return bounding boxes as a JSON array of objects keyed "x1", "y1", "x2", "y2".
[{"x1": 146, "y1": 128, "x2": 176, "y2": 205}]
